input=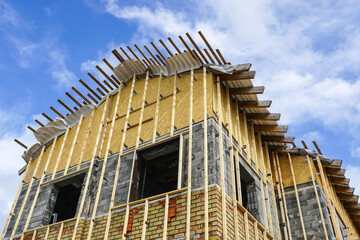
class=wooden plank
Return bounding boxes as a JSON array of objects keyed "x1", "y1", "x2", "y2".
[
  {"x1": 203, "y1": 67, "x2": 209, "y2": 240},
  {"x1": 134, "y1": 44, "x2": 151, "y2": 66},
  {"x1": 31, "y1": 229, "x2": 37, "y2": 240},
  {"x1": 216, "y1": 49, "x2": 227, "y2": 64},
  {"x1": 57, "y1": 222, "x2": 64, "y2": 240},
  {"x1": 275, "y1": 152, "x2": 292, "y2": 240},
  {"x1": 334, "y1": 185, "x2": 354, "y2": 194},
  {"x1": 14, "y1": 139, "x2": 28, "y2": 149},
  {"x1": 198, "y1": 31, "x2": 222, "y2": 65},
  {"x1": 72, "y1": 86, "x2": 92, "y2": 105},
  {"x1": 9, "y1": 151, "x2": 44, "y2": 239},
  {"x1": 261, "y1": 136, "x2": 295, "y2": 143},
  {"x1": 254, "y1": 125, "x2": 288, "y2": 133},
  {"x1": 246, "y1": 113, "x2": 280, "y2": 121},
  {"x1": 96, "y1": 65, "x2": 118, "y2": 88},
  {"x1": 325, "y1": 168, "x2": 346, "y2": 175},
  {"x1": 64, "y1": 115, "x2": 83, "y2": 175},
  {"x1": 79, "y1": 79, "x2": 101, "y2": 100},
  {"x1": 159, "y1": 39, "x2": 173, "y2": 57},
  {"x1": 103, "y1": 74, "x2": 137, "y2": 240},
  {"x1": 221, "y1": 71, "x2": 256, "y2": 81},
  {"x1": 177, "y1": 134, "x2": 184, "y2": 189},
  {"x1": 51, "y1": 125, "x2": 70, "y2": 180},
  {"x1": 185, "y1": 68, "x2": 194, "y2": 240},
  {"x1": 170, "y1": 71, "x2": 177, "y2": 137},
  {"x1": 287, "y1": 153, "x2": 307, "y2": 240},
  {"x1": 306, "y1": 156, "x2": 329, "y2": 239},
  {"x1": 88, "y1": 72, "x2": 109, "y2": 93},
  {"x1": 86, "y1": 79, "x2": 124, "y2": 239},
  {"x1": 217, "y1": 77, "x2": 227, "y2": 239},
  {"x1": 50, "y1": 106, "x2": 65, "y2": 119},
  {"x1": 255, "y1": 222, "x2": 259, "y2": 240},
  {"x1": 179, "y1": 35, "x2": 201, "y2": 63},
  {"x1": 312, "y1": 141, "x2": 323, "y2": 155},
  {"x1": 263, "y1": 147, "x2": 275, "y2": 236},
  {"x1": 141, "y1": 199, "x2": 149, "y2": 240},
  {"x1": 152, "y1": 72, "x2": 162, "y2": 142},
  {"x1": 230, "y1": 86, "x2": 264, "y2": 95},
  {"x1": 66, "y1": 92, "x2": 82, "y2": 108},
  {"x1": 186, "y1": 32, "x2": 209, "y2": 64},
  {"x1": 144, "y1": 45, "x2": 161, "y2": 65},
  {"x1": 77, "y1": 107, "x2": 96, "y2": 170},
  {"x1": 163, "y1": 194, "x2": 169, "y2": 240},
  {"x1": 35, "y1": 119, "x2": 44, "y2": 127},
  {"x1": 151, "y1": 42, "x2": 166, "y2": 61},
  {"x1": 239, "y1": 100, "x2": 271, "y2": 108},
  {"x1": 272, "y1": 152, "x2": 288, "y2": 240},
  {"x1": 87, "y1": 93, "x2": 99, "y2": 104},
  {"x1": 122, "y1": 205, "x2": 130, "y2": 239},
  {"x1": 71, "y1": 94, "x2": 110, "y2": 240},
  {"x1": 42, "y1": 112, "x2": 53, "y2": 122},
  {"x1": 339, "y1": 194, "x2": 359, "y2": 203},
  {"x1": 226, "y1": 82, "x2": 239, "y2": 240},
  {"x1": 103, "y1": 80, "x2": 114, "y2": 91},
  {"x1": 328, "y1": 177, "x2": 349, "y2": 185},
  {"x1": 168, "y1": 37, "x2": 182, "y2": 54},
  {"x1": 58, "y1": 99, "x2": 74, "y2": 114},
  {"x1": 245, "y1": 211, "x2": 249, "y2": 240},
  {"x1": 235, "y1": 101, "x2": 243, "y2": 204},
  {"x1": 203, "y1": 49, "x2": 215, "y2": 64}
]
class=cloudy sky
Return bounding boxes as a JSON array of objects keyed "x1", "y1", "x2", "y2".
[{"x1": 1, "y1": 0, "x2": 360, "y2": 229}]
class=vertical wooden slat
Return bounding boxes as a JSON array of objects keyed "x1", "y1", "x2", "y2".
[
  {"x1": 77, "y1": 108, "x2": 96, "y2": 170},
  {"x1": 226, "y1": 82, "x2": 239, "y2": 240},
  {"x1": 103, "y1": 74, "x2": 137, "y2": 240},
  {"x1": 122, "y1": 205, "x2": 130, "y2": 240},
  {"x1": 217, "y1": 77, "x2": 227, "y2": 239},
  {"x1": 245, "y1": 211, "x2": 249, "y2": 240},
  {"x1": 255, "y1": 222, "x2": 259, "y2": 240},
  {"x1": 265, "y1": 145, "x2": 281, "y2": 239},
  {"x1": 287, "y1": 153, "x2": 307, "y2": 240},
  {"x1": 31, "y1": 229, "x2": 37, "y2": 240},
  {"x1": 272, "y1": 151, "x2": 288, "y2": 240},
  {"x1": 170, "y1": 71, "x2": 177, "y2": 136},
  {"x1": 51, "y1": 125, "x2": 70, "y2": 180},
  {"x1": 57, "y1": 222, "x2": 64, "y2": 240},
  {"x1": 275, "y1": 152, "x2": 292, "y2": 240},
  {"x1": 71, "y1": 94, "x2": 111, "y2": 240},
  {"x1": 9, "y1": 150, "x2": 44, "y2": 239},
  {"x1": 185, "y1": 68, "x2": 194, "y2": 240},
  {"x1": 141, "y1": 199, "x2": 149, "y2": 240},
  {"x1": 242, "y1": 111, "x2": 251, "y2": 161},
  {"x1": 177, "y1": 134, "x2": 184, "y2": 189},
  {"x1": 235, "y1": 101, "x2": 243, "y2": 204},
  {"x1": 315, "y1": 155, "x2": 343, "y2": 239},
  {"x1": 152, "y1": 72, "x2": 162, "y2": 142},
  {"x1": 44, "y1": 226, "x2": 50, "y2": 240},
  {"x1": 64, "y1": 115, "x2": 84, "y2": 175},
  {"x1": 86, "y1": 77, "x2": 124, "y2": 239},
  {"x1": 306, "y1": 155, "x2": 329, "y2": 240},
  {"x1": 257, "y1": 136, "x2": 269, "y2": 231},
  {"x1": 163, "y1": 194, "x2": 169, "y2": 240},
  {"x1": 203, "y1": 67, "x2": 209, "y2": 240}
]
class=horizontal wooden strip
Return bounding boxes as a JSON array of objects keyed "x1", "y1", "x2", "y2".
[
  {"x1": 325, "y1": 168, "x2": 345, "y2": 176},
  {"x1": 254, "y1": 125, "x2": 288, "y2": 133},
  {"x1": 328, "y1": 177, "x2": 349, "y2": 185},
  {"x1": 230, "y1": 86, "x2": 264, "y2": 95},
  {"x1": 261, "y1": 136, "x2": 294, "y2": 143},
  {"x1": 334, "y1": 185, "x2": 354, "y2": 194},
  {"x1": 220, "y1": 71, "x2": 256, "y2": 81},
  {"x1": 246, "y1": 113, "x2": 280, "y2": 121},
  {"x1": 239, "y1": 100, "x2": 271, "y2": 108},
  {"x1": 339, "y1": 194, "x2": 359, "y2": 203}
]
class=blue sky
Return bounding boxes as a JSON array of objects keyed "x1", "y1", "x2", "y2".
[{"x1": 1, "y1": 0, "x2": 360, "y2": 229}]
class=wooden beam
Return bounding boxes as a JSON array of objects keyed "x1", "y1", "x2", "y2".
[
  {"x1": 339, "y1": 194, "x2": 359, "y2": 203},
  {"x1": 312, "y1": 141, "x2": 323, "y2": 155},
  {"x1": 325, "y1": 168, "x2": 345, "y2": 175},
  {"x1": 112, "y1": 49, "x2": 125, "y2": 62},
  {"x1": 66, "y1": 92, "x2": 82, "y2": 108},
  {"x1": 88, "y1": 72, "x2": 109, "y2": 93},
  {"x1": 134, "y1": 44, "x2": 151, "y2": 66},
  {"x1": 178, "y1": 35, "x2": 201, "y2": 63},
  {"x1": 254, "y1": 125, "x2": 288, "y2": 133},
  {"x1": 144, "y1": 45, "x2": 161, "y2": 65},
  {"x1": 230, "y1": 86, "x2": 264, "y2": 95},
  {"x1": 42, "y1": 113, "x2": 53, "y2": 122},
  {"x1": 328, "y1": 177, "x2": 350, "y2": 185},
  {"x1": 170, "y1": 71, "x2": 177, "y2": 137},
  {"x1": 152, "y1": 72, "x2": 162, "y2": 143},
  {"x1": 58, "y1": 99, "x2": 74, "y2": 114},
  {"x1": 103, "y1": 80, "x2": 114, "y2": 91},
  {"x1": 96, "y1": 65, "x2": 118, "y2": 88},
  {"x1": 87, "y1": 93, "x2": 99, "y2": 104},
  {"x1": 151, "y1": 42, "x2": 166, "y2": 61},
  {"x1": 216, "y1": 49, "x2": 227, "y2": 64},
  {"x1": 239, "y1": 100, "x2": 272, "y2": 108},
  {"x1": 221, "y1": 71, "x2": 256, "y2": 81},
  {"x1": 159, "y1": 39, "x2": 173, "y2": 57},
  {"x1": 203, "y1": 49, "x2": 215, "y2": 64},
  {"x1": 103, "y1": 58, "x2": 114, "y2": 70},
  {"x1": 14, "y1": 139, "x2": 28, "y2": 149},
  {"x1": 198, "y1": 31, "x2": 222, "y2": 65},
  {"x1": 64, "y1": 115, "x2": 83, "y2": 175},
  {"x1": 246, "y1": 113, "x2": 280, "y2": 121},
  {"x1": 335, "y1": 186, "x2": 355, "y2": 195},
  {"x1": 50, "y1": 106, "x2": 65, "y2": 119},
  {"x1": 186, "y1": 32, "x2": 209, "y2": 64},
  {"x1": 261, "y1": 136, "x2": 295, "y2": 143},
  {"x1": 72, "y1": 86, "x2": 92, "y2": 105},
  {"x1": 163, "y1": 194, "x2": 169, "y2": 240},
  {"x1": 203, "y1": 67, "x2": 209, "y2": 240},
  {"x1": 79, "y1": 79, "x2": 101, "y2": 100}
]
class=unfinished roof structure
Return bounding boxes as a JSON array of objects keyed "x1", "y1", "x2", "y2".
[{"x1": 2, "y1": 31, "x2": 360, "y2": 240}]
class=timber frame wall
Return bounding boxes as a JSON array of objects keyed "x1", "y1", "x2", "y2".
[{"x1": 3, "y1": 32, "x2": 360, "y2": 240}]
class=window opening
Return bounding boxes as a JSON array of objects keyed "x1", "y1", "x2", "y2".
[
  {"x1": 50, "y1": 173, "x2": 85, "y2": 223},
  {"x1": 135, "y1": 138, "x2": 180, "y2": 199}
]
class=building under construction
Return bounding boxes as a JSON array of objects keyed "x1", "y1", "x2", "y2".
[{"x1": 1, "y1": 31, "x2": 360, "y2": 240}]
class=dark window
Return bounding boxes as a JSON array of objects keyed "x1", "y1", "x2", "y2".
[
  {"x1": 50, "y1": 173, "x2": 85, "y2": 223},
  {"x1": 130, "y1": 138, "x2": 180, "y2": 200}
]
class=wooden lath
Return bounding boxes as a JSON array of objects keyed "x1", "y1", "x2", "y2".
[
  {"x1": 254, "y1": 125, "x2": 288, "y2": 133},
  {"x1": 246, "y1": 113, "x2": 280, "y2": 121},
  {"x1": 261, "y1": 136, "x2": 295, "y2": 143},
  {"x1": 221, "y1": 71, "x2": 256, "y2": 81},
  {"x1": 230, "y1": 86, "x2": 265, "y2": 95},
  {"x1": 238, "y1": 100, "x2": 272, "y2": 108}
]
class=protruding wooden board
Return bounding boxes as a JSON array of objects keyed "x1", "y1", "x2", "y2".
[
  {"x1": 239, "y1": 100, "x2": 272, "y2": 108},
  {"x1": 220, "y1": 71, "x2": 256, "y2": 81},
  {"x1": 254, "y1": 125, "x2": 288, "y2": 133},
  {"x1": 261, "y1": 136, "x2": 294, "y2": 143},
  {"x1": 230, "y1": 86, "x2": 264, "y2": 95},
  {"x1": 246, "y1": 113, "x2": 280, "y2": 121}
]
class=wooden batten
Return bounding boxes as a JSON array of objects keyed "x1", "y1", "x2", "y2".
[
  {"x1": 186, "y1": 32, "x2": 209, "y2": 64},
  {"x1": 134, "y1": 44, "x2": 151, "y2": 66},
  {"x1": 198, "y1": 31, "x2": 222, "y2": 65},
  {"x1": 230, "y1": 86, "x2": 264, "y2": 95},
  {"x1": 66, "y1": 92, "x2": 82, "y2": 108},
  {"x1": 239, "y1": 100, "x2": 272, "y2": 108},
  {"x1": 96, "y1": 65, "x2": 118, "y2": 88},
  {"x1": 215, "y1": 49, "x2": 227, "y2": 64},
  {"x1": 261, "y1": 136, "x2": 295, "y2": 143},
  {"x1": 203, "y1": 67, "x2": 209, "y2": 240},
  {"x1": 79, "y1": 79, "x2": 101, "y2": 100},
  {"x1": 58, "y1": 99, "x2": 74, "y2": 114},
  {"x1": 170, "y1": 71, "x2": 177, "y2": 137},
  {"x1": 254, "y1": 125, "x2": 288, "y2": 133},
  {"x1": 50, "y1": 106, "x2": 65, "y2": 119},
  {"x1": 246, "y1": 113, "x2": 280, "y2": 121},
  {"x1": 221, "y1": 71, "x2": 256, "y2": 81},
  {"x1": 159, "y1": 39, "x2": 173, "y2": 57},
  {"x1": 151, "y1": 42, "x2": 166, "y2": 61},
  {"x1": 72, "y1": 86, "x2": 92, "y2": 105}
]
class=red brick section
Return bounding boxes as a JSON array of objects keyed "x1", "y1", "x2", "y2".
[{"x1": 18, "y1": 186, "x2": 271, "y2": 239}]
